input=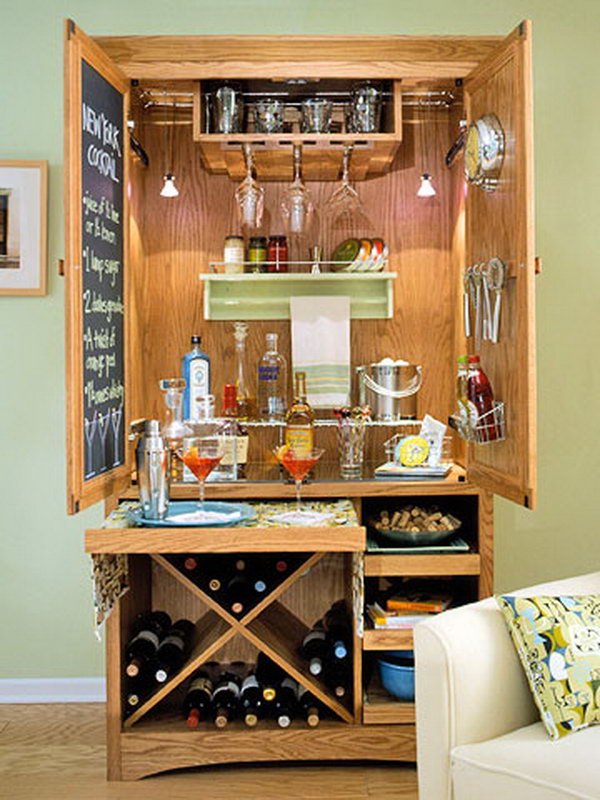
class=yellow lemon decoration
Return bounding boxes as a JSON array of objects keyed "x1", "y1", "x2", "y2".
[{"x1": 396, "y1": 436, "x2": 430, "y2": 467}]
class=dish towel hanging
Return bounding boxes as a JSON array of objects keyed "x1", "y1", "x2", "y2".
[{"x1": 290, "y1": 295, "x2": 351, "y2": 408}]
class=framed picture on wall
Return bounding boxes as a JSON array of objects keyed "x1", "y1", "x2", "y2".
[{"x1": 0, "y1": 160, "x2": 48, "y2": 296}]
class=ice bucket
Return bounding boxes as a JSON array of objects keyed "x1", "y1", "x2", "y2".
[{"x1": 356, "y1": 359, "x2": 422, "y2": 421}]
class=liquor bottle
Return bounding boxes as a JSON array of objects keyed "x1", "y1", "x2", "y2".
[
  {"x1": 183, "y1": 668, "x2": 213, "y2": 728},
  {"x1": 125, "y1": 610, "x2": 171, "y2": 678},
  {"x1": 258, "y1": 332, "x2": 287, "y2": 421},
  {"x1": 211, "y1": 670, "x2": 241, "y2": 728},
  {"x1": 219, "y1": 383, "x2": 248, "y2": 480},
  {"x1": 466, "y1": 355, "x2": 498, "y2": 442},
  {"x1": 297, "y1": 685, "x2": 321, "y2": 727},
  {"x1": 284, "y1": 372, "x2": 314, "y2": 456},
  {"x1": 233, "y1": 321, "x2": 257, "y2": 420},
  {"x1": 256, "y1": 652, "x2": 286, "y2": 702},
  {"x1": 323, "y1": 600, "x2": 351, "y2": 661},
  {"x1": 239, "y1": 671, "x2": 265, "y2": 727},
  {"x1": 274, "y1": 676, "x2": 298, "y2": 728},
  {"x1": 154, "y1": 619, "x2": 195, "y2": 683},
  {"x1": 181, "y1": 335, "x2": 211, "y2": 420},
  {"x1": 224, "y1": 575, "x2": 253, "y2": 615},
  {"x1": 301, "y1": 620, "x2": 327, "y2": 676}
]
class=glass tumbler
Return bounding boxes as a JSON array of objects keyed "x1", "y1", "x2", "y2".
[
  {"x1": 350, "y1": 82, "x2": 382, "y2": 133},
  {"x1": 254, "y1": 98, "x2": 285, "y2": 133},
  {"x1": 337, "y1": 417, "x2": 367, "y2": 480},
  {"x1": 211, "y1": 82, "x2": 244, "y2": 133},
  {"x1": 301, "y1": 98, "x2": 333, "y2": 133}
]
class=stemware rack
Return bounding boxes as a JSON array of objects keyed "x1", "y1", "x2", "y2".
[{"x1": 193, "y1": 79, "x2": 403, "y2": 181}]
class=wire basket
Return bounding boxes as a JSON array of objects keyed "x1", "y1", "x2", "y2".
[
  {"x1": 449, "y1": 401, "x2": 506, "y2": 445},
  {"x1": 383, "y1": 430, "x2": 453, "y2": 465}
]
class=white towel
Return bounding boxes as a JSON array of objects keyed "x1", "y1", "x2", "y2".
[{"x1": 290, "y1": 296, "x2": 351, "y2": 408}]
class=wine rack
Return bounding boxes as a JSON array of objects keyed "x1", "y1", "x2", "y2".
[{"x1": 123, "y1": 551, "x2": 353, "y2": 727}]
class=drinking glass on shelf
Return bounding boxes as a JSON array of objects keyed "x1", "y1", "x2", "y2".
[
  {"x1": 301, "y1": 98, "x2": 332, "y2": 133},
  {"x1": 235, "y1": 143, "x2": 264, "y2": 230},
  {"x1": 211, "y1": 82, "x2": 244, "y2": 133},
  {"x1": 274, "y1": 446, "x2": 325, "y2": 515},
  {"x1": 178, "y1": 435, "x2": 224, "y2": 509},
  {"x1": 254, "y1": 98, "x2": 285, "y2": 133}
]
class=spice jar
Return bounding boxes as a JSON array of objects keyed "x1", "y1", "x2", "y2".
[
  {"x1": 247, "y1": 236, "x2": 267, "y2": 273},
  {"x1": 223, "y1": 235, "x2": 245, "y2": 274},
  {"x1": 267, "y1": 235, "x2": 288, "y2": 273}
]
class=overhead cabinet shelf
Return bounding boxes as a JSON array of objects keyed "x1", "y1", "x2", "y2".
[
  {"x1": 200, "y1": 272, "x2": 397, "y2": 320},
  {"x1": 192, "y1": 79, "x2": 402, "y2": 181}
]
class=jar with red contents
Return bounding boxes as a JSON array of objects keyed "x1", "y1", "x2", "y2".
[{"x1": 267, "y1": 235, "x2": 288, "y2": 273}]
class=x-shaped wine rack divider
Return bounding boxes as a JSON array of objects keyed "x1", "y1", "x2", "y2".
[{"x1": 124, "y1": 551, "x2": 354, "y2": 727}]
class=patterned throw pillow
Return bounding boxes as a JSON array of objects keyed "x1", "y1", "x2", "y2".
[{"x1": 497, "y1": 594, "x2": 600, "y2": 740}]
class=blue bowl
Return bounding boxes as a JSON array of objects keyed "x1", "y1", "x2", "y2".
[{"x1": 377, "y1": 650, "x2": 415, "y2": 701}]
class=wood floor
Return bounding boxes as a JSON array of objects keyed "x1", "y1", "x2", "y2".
[{"x1": 0, "y1": 704, "x2": 418, "y2": 799}]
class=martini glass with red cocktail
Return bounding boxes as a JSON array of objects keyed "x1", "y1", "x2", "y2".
[
  {"x1": 274, "y1": 446, "x2": 325, "y2": 515},
  {"x1": 178, "y1": 436, "x2": 223, "y2": 509}
]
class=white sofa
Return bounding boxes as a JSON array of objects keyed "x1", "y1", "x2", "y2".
[{"x1": 414, "y1": 571, "x2": 600, "y2": 800}]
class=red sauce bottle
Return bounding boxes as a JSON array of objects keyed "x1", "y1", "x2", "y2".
[
  {"x1": 267, "y1": 236, "x2": 288, "y2": 273},
  {"x1": 466, "y1": 355, "x2": 498, "y2": 442}
]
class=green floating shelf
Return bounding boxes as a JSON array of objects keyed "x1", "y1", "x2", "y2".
[{"x1": 200, "y1": 272, "x2": 397, "y2": 320}]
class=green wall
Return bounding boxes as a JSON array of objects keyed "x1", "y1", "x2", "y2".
[{"x1": 1, "y1": 0, "x2": 598, "y2": 679}]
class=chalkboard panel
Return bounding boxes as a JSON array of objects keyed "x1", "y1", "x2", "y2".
[{"x1": 81, "y1": 59, "x2": 125, "y2": 480}]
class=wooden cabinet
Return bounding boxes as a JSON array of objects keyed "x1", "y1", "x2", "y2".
[{"x1": 64, "y1": 20, "x2": 535, "y2": 781}]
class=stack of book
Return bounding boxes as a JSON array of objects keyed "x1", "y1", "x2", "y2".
[{"x1": 367, "y1": 590, "x2": 452, "y2": 630}]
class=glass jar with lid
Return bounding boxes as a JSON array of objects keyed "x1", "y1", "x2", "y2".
[
  {"x1": 267, "y1": 236, "x2": 288, "y2": 273},
  {"x1": 247, "y1": 236, "x2": 267, "y2": 273},
  {"x1": 223, "y1": 235, "x2": 245, "y2": 274}
]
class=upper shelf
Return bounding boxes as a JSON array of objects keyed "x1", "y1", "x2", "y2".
[
  {"x1": 200, "y1": 272, "x2": 396, "y2": 320},
  {"x1": 192, "y1": 79, "x2": 402, "y2": 181}
]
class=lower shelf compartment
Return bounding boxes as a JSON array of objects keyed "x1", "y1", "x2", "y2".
[
  {"x1": 363, "y1": 674, "x2": 415, "y2": 725},
  {"x1": 120, "y1": 716, "x2": 416, "y2": 780}
]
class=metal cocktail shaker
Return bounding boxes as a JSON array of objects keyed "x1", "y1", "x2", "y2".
[{"x1": 135, "y1": 420, "x2": 170, "y2": 520}]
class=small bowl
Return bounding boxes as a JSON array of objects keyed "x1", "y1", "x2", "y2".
[
  {"x1": 378, "y1": 650, "x2": 415, "y2": 701},
  {"x1": 369, "y1": 518, "x2": 461, "y2": 547}
]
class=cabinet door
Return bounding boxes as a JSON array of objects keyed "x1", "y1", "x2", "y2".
[
  {"x1": 464, "y1": 21, "x2": 536, "y2": 509},
  {"x1": 64, "y1": 20, "x2": 131, "y2": 514}
]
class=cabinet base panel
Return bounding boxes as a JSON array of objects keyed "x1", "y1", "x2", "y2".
[{"x1": 117, "y1": 722, "x2": 416, "y2": 780}]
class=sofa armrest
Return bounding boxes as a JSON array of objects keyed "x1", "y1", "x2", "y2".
[
  {"x1": 414, "y1": 571, "x2": 600, "y2": 800},
  {"x1": 414, "y1": 599, "x2": 536, "y2": 800}
]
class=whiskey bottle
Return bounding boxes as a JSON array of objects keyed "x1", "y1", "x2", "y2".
[
  {"x1": 284, "y1": 372, "x2": 314, "y2": 456},
  {"x1": 224, "y1": 383, "x2": 249, "y2": 479}
]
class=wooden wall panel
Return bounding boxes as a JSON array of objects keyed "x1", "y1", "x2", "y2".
[{"x1": 129, "y1": 103, "x2": 463, "y2": 444}]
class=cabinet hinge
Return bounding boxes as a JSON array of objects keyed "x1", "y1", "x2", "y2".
[
  {"x1": 535, "y1": 256, "x2": 542, "y2": 275},
  {"x1": 58, "y1": 259, "x2": 65, "y2": 277}
]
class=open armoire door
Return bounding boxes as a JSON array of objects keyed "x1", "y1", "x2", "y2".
[
  {"x1": 464, "y1": 21, "x2": 537, "y2": 509},
  {"x1": 64, "y1": 20, "x2": 132, "y2": 514}
]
